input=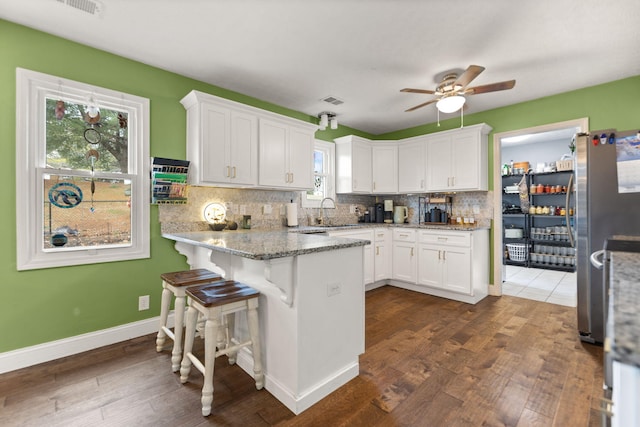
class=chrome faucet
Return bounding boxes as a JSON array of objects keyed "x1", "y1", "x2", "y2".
[{"x1": 318, "y1": 197, "x2": 336, "y2": 225}]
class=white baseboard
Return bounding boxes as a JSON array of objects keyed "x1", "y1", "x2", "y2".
[
  {"x1": 235, "y1": 348, "x2": 359, "y2": 415},
  {"x1": 0, "y1": 313, "x2": 174, "y2": 374}
]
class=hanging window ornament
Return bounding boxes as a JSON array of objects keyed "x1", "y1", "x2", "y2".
[
  {"x1": 86, "y1": 149, "x2": 99, "y2": 212},
  {"x1": 48, "y1": 182, "x2": 83, "y2": 208},
  {"x1": 55, "y1": 100, "x2": 65, "y2": 120}
]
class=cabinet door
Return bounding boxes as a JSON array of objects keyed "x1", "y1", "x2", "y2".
[
  {"x1": 352, "y1": 141, "x2": 372, "y2": 193},
  {"x1": 425, "y1": 134, "x2": 452, "y2": 191},
  {"x1": 417, "y1": 244, "x2": 442, "y2": 288},
  {"x1": 392, "y1": 241, "x2": 416, "y2": 283},
  {"x1": 450, "y1": 130, "x2": 480, "y2": 190},
  {"x1": 201, "y1": 103, "x2": 231, "y2": 183},
  {"x1": 329, "y1": 230, "x2": 374, "y2": 284},
  {"x1": 259, "y1": 119, "x2": 288, "y2": 187},
  {"x1": 229, "y1": 111, "x2": 257, "y2": 185},
  {"x1": 442, "y1": 247, "x2": 472, "y2": 294},
  {"x1": 371, "y1": 144, "x2": 398, "y2": 194},
  {"x1": 287, "y1": 127, "x2": 314, "y2": 190},
  {"x1": 398, "y1": 139, "x2": 426, "y2": 193}
]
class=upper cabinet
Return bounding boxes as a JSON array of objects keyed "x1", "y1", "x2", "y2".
[
  {"x1": 182, "y1": 92, "x2": 258, "y2": 187},
  {"x1": 335, "y1": 123, "x2": 491, "y2": 195},
  {"x1": 425, "y1": 124, "x2": 491, "y2": 192},
  {"x1": 398, "y1": 136, "x2": 427, "y2": 193},
  {"x1": 181, "y1": 90, "x2": 316, "y2": 189},
  {"x1": 259, "y1": 118, "x2": 314, "y2": 190},
  {"x1": 371, "y1": 142, "x2": 398, "y2": 194},
  {"x1": 335, "y1": 135, "x2": 373, "y2": 194}
]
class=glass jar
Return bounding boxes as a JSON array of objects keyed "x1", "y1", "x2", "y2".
[
  {"x1": 529, "y1": 206, "x2": 537, "y2": 214},
  {"x1": 560, "y1": 207, "x2": 566, "y2": 216},
  {"x1": 536, "y1": 206, "x2": 543, "y2": 214}
]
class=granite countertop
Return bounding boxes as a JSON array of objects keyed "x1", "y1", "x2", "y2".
[
  {"x1": 162, "y1": 230, "x2": 369, "y2": 261},
  {"x1": 609, "y1": 249, "x2": 640, "y2": 367},
  {"x1": 289, "y1": 223, "x2": 490, "y2": 234}
]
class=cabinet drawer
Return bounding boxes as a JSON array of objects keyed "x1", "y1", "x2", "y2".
[
  {"x1": 419, "y1": 230, "x2": 470, "y2": 247},
  {"x1": 374, "y1": 229, "x2": 388, "y2": 242},
  {"x1": 393, "y1": 228, "x2": 416, "y2": 242}
]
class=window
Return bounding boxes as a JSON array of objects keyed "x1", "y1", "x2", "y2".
[
  {"x1": 301, "y1": 140, "x2": 335, "y2": 208},
  {"x1": 16, "y1": 68, "x2": 150, "y2": 270}
]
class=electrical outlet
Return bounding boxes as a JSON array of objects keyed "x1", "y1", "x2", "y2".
[
  {"x1": 350, "y1": 204, "x2": 357, "y2": 214},
  {"x1": 138, "y1": 295, "x2": 150, "y2": 311},
  {"x1": 263, "y1": 204, "x2": 272, "y2": 215},
  {"x1": 327, "y1": 282, "x2": 342, "y2": 297}
]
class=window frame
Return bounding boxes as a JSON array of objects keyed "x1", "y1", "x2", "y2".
[
  {"x1": 301, "y1": 139, "x2": 335, "y2": 208},
  {"x1": 16, "y1": 68, "x2": 150, "y2": 270}
]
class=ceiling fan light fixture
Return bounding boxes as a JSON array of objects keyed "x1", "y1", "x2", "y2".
[
  {"x1": 436, "y1": 95, "x2": 465, "y2": 113},
  {"x1": 318, "y1": 112, "x2": 337, "y2": 131},
  {"x1": 330, "y1": 116, "x2": 338, "y2": 130},
  {"x1": 318, "y1": 113, "x2": 328, "y2": 130}
]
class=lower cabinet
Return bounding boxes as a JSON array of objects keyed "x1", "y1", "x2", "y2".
[
  {"x1": 328, "y1": 229, "x2": 374, "y2": 285},
  {"x1": 418, "y1": 243, "x2": 471, "y2": 294},
  {"x1": 373, "y1": 228, "x2": 391, "y2": 282},
  {"x1": 392, "y1": 229, "x2": 417, "y2": 283}
]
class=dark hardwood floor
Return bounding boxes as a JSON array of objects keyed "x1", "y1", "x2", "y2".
[{"x1": 0, "y1": 286, "x2": 604, "y2": 426}]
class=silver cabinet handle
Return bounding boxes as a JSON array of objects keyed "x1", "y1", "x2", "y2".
[
  {"x1": 438, "y1": 250, "x2": 441, "y2": 260},
  {"x1": 376, "y1": 246, "x2": 380, "y2": 255},
  {"x1": 226, "y1": 166, "x2": 231, "y2": 177},
  {"x1": 290, "y1": 172, "x2": 293, "y2": 183},
  {"x1": 443, "y1": 250, "x2": 446, "y2": 261},
  {"x1": 410, "y1": 247, "x2": 414, "y2": 257},
  {"x1": 232, "y1": 166, "x2": 236, "y2": 178}
]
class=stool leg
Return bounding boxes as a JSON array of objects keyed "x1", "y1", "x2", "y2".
[
  {"x1": 155, "y1": 283, "x2": 172, "y2": 352},
  {"x1": 180, "y1": 305, "x2": 198, "y2": 383},
  {"x1": 201, "y1": 311, "x2": 220, "y2": 417},
  {"x1": 247, "y1": 299, "x2": 264, "y2": 390},
  {"x1": 171, "y1": 294, "x2": 187, "y2": 372},
  {"x1": 226, "y1": 313, "x2": 237, "y2": 365}
]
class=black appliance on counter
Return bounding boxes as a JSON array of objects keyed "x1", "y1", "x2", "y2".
[{"x1": 375, "y1": 203, "x2": 384, "y2": 223}]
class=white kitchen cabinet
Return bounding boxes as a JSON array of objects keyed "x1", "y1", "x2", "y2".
[
  {"x1": 258, "y1": 118, "x2": 314, "y2": 190},
  {"x1": 398, "y1": 137, "x2": 427, "y2": 193},
  {"x1": 425, "y1": 123, "x2": 491, "y2": 192},
  {"x1": 392, "y1": 229, "x2": 417, "y2": 283},
  {"x1": 371, "y1": 142, "x2": 398, "y2": 194},
  {"x1": 612, "y1": 360, "x2": 640, "y2": 427},
  {"x1": 335, "y1": 135, "x2": 372, "y2": 194},
  {"x1": 416, "y1": 229, "x2": 488, "y2": 303},
  {"x1": 373, "y1": 228, "x2": 391, "y2": 282},
  {"x1": 328, "y1": 229, "x2": 374, "y2": 285},
  {"x1": 182, "y1": 91, "x2": 258, "y2": 187}
]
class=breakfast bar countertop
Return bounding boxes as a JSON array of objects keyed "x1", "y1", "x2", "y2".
[
  {"x1": 609, "y1": 250, "x2": 640, "y2": 368},
  {"x1": 162, "y1": 230, "x2": 369, "y2": 261}
]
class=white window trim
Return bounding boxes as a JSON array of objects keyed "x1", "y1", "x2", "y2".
[
  {"x1": 301, "y1": 139, "x2": 335, "y2": 208},
  {"x1": 15, "y1": 68, "x2": 150, "y2": 270}
]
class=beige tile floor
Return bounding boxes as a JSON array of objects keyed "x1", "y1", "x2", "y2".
[{"x1": 502, "y1": 265, "x2": 577, "y2": 307}]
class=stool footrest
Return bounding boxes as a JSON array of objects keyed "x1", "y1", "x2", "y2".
[{"x1": 215, "y1": 340, "x2": 252, "y2": 358}]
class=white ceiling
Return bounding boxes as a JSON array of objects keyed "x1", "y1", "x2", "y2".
[{"x1": 2, "y1": 0, "x2": 639, "y2": 135}]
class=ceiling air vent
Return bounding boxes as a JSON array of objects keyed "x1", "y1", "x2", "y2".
[
  {"x1": 321, "y1": 96, "x2": 344, "y2": 106},
  {"x1": 56, "y1": 0, "x2": 103, "y2": 16}
]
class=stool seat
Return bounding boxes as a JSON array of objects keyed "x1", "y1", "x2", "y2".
[
  {"x1": 181, "y1": 280, "x2": 263, "y2": 416},
  {"x1": 156, "y1": 269, "x2": 224, "y2": 372},
  {"x1": 187, "y1": 281, "x2": 260, "y2": 307},
  {"x1": 161, "y1": 268, "x2": 223, "y2": 287}
]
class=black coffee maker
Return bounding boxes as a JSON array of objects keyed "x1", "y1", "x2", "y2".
[{"x1": 375, "y1": 203, "x2": 384, "y2": 223}]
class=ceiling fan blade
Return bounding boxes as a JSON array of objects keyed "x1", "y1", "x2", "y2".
[
  {"x1": 405, "y1": 99, "x2": 438, "y2": 112},
  {"x1": 401, "y1": 88, "x2": 436, "y2": 94},
  {"x1": 465, "y1": 79, "x2": 516, "y2": 95},
  {"x1": 454, "y1": 65, "x2": 485, "y2": 89}
]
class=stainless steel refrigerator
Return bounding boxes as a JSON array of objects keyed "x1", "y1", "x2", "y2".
[{"x1": 575, "y1": 129, "x2": 640, "y2": 344}]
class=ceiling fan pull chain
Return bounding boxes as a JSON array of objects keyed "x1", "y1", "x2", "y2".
[
  {"x1": 437, "y1": 109, "x2": 440, "y2": 127},
  {"x1": 460, "y1": 105, "x2": 464, "y2": 128}
]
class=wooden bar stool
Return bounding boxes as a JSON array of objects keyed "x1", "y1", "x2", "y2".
[
  {"x1": 180, "y1": 280, "x2": 264, "y2": 417},
  {"x1": 156, "y1": 269, "x2": 223, "y2": 372}
]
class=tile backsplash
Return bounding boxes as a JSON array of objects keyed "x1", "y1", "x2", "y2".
[{"x1": 158, "y1": 186, "x2": 493, "y2": 233}]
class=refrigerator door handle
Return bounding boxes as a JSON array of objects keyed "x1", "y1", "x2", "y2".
[
  {"x1": 590, "y1": 249, "x2": 605, "y2": 270},
  {"x1": 566, "y1": 173, "x2": 575, "y2": 247}
]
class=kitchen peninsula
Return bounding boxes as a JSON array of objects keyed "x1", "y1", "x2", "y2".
[{"x1": 162, "y1": 230, "x2": 368, "y2": 415}]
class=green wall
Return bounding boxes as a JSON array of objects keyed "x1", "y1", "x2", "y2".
[{"x1": 1, "y1": 18, "x2": 639, "y2": 354}]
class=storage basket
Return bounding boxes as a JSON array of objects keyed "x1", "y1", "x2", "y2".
[
  {"x1": 506, "y1": 243, "x2": 528, "y2": 261},
  {"x1": 556, "y1": 159, "x2": 573, "y2": 171}
]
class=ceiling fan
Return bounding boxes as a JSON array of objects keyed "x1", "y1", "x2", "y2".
[{"x1": 401, "y1": 65, "x2": 515, "y2": 113}]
